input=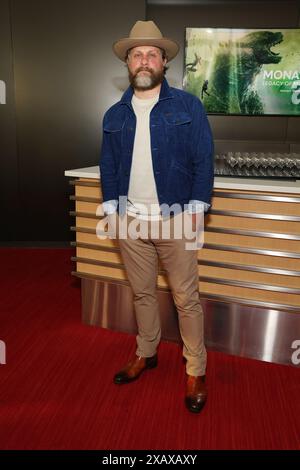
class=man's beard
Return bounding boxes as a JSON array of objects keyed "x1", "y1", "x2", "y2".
[{"x1": 128, "y1": 67, "x2": 164, "y2": 91}]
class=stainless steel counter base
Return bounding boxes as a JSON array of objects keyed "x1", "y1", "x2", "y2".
[{"x1": 81, "y1": 277, "x2": 300, "y2": 367}]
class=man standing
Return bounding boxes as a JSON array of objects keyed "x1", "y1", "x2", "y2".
[{"x1": 100, "y1": 21, "x2": 214, "y2": 413}]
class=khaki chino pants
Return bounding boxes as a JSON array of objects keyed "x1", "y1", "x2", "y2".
[{"x1": 114, "y1": 212, "x2": 207, "y2": 376}]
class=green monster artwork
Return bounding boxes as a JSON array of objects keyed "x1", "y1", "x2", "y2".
[{"x1": 183, "y1": 28, "x2": 300, "y2": 115}]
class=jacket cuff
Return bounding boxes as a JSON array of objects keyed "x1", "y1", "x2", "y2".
[
  {"x1": 187, "y1": 200, "x2": 210, "y2": 214},
  {"x1": 102, "y1": 199, "x2": 118, "y2": 215}
]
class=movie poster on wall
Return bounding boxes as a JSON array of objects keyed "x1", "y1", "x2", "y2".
[{"x1": 183, "y1": 28, "x2": 300, "y2": 116}]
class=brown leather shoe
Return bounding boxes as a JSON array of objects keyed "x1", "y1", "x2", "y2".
[
  {"x1": 113, "y1": 354, "x2": 158, "y2": 384},
  {"x1": 185, "y1": 374, "x2": 207, "y2": 413}
]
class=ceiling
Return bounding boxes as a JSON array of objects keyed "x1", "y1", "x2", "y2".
[{"x1": 148, "y1": 0, "x2": 288, "y2": 5}]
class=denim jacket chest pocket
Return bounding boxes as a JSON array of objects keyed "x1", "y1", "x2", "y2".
[
  {"x1": 103, "y1": 118, "x2": 127, "y2": 173},
  {"x1": 162, "y1": 111, "x2": 192, "y2": 144},
  {"x1": 163, "y1": 111, "x2": 192, "y2": 126},
  {"x1": 103, "y1": 118, "x2": 125, "y2": 134},
  {"x1": 103, "y1": 114, "x2": 135, "y2": 152}
]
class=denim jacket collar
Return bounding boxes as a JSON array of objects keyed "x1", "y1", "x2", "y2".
[{"x1": 120, "y1": 77, "x2": 173, "y2": 107}]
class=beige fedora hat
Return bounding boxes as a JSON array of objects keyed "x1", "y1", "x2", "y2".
[{"x1": 113, "y1": 20, "x2": 179, "y2": 62}]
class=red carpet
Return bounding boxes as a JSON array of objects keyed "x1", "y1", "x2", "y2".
[{"x1": 0, "y1": 247, "x2": 299, "y2": 450}]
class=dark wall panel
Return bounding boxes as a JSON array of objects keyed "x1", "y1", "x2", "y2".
[
  {"x1": 287, "y1": 117, "x2": 300, "y2": 142},
  {"x1": 209, "y1": 116, "x2": 288, "y2": 142},
  {"x1": 7, "y1": 0, "x2": 145, "y2": 241},
  {"x1": 0, "y1": 0, "x2": 18, "y2": 240}
]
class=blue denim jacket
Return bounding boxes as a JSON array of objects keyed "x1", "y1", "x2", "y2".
[{"x1": 99, "y1": 78, "x2": 214, "y2": 214}]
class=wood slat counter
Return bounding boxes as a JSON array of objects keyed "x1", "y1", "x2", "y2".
[{"x1": 65, "y1": 166, "x2": 300, "y2": 366}]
